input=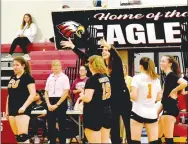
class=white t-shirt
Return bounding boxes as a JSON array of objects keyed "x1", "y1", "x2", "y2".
[
  {"x1": 131, "y1": 73, "x2": 161, "y2": 119},
  {"x1": 45, "y1": 72, "x2": 70, "y2": 97}
]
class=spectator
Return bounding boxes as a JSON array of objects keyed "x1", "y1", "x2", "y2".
[
  {"x1": 5, "y1": 56, "x2": 36, "y2": 143},
  {"x1": 5, "y1": 13, "x2": 37, "y2": 60},
  {"x1": 29, "y1": 90, "x2": 47, "y2": 143},
  {"x1": 44, "y1": 60, "x2": 70, "y2": 144},
  {"x1": 71, "y1": 66, "x2": 88, "y2": 104}
]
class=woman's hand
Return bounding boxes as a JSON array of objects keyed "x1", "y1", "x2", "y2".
[
  {"x1": 51, "y1": 104, "x2": 58, "y2": 111},
  {"x1": 169, "y1": 89, "x2": 177, "y2": 99},
  {"x1": 77, "y1": 88, "x2": 84, "y2": 93},
  {"x1": 79, "y1": 92, "x2": 84, "y2": 99},
  {"x1": 18, "y1": 106, "x2": 26, "y2": 114},
  {"x1": 60, "y1": 38, "x2": 75, "y2": 49},
  {"x1": 181, "y1": 89, "x2": 187, "y2": 95},
  {"x1": 99, "y1": 38, "x2": 111, "y2": 50},
  {"x1": 47, "y1": 104, "x2": 54, "y2": 111}
]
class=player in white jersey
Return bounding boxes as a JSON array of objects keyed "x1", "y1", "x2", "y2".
[{"x1": 130, "y1": 57, "x2": 162, "y2": 144}]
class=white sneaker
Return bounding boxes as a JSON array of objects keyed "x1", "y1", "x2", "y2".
[
  {"x1": 34, "y1": 135, "x2": 40, "y2": 144},
  {"x1": 5, "y1": 54, "x2": 13, "y2": 60},
  {"x1": 23, "y1": 54, "x2": 31, "y2": 60},
  {"x1": 18, "y1": 139, "x2": 30, "y2": 143}
]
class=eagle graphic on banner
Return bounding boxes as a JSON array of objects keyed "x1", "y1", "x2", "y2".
[{"x1": 57, "y1": 21, "x2": 85, "y2": 40}]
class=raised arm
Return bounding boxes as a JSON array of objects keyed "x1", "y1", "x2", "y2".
[
  {"x1": 99, "y1": 38, "x2": 122, "y2": 66},
  {"x1": 60, "y1": 38, "x2": 89, "y2": 62},
  {"x1": 110, "y1": 45, "x2": 122, "y2": 63}
]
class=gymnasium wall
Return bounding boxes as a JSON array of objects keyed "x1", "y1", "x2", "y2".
[{"x1": 1, "y1": 0, "x2": 187, "y2": 44}]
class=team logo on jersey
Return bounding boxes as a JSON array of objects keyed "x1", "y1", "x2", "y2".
[
  {"x1": 57, "y1": 21, "x2": 85, "y2": 39},
  {"x1": 8, "y1": 79, "x2": 20, "y2": 88}
]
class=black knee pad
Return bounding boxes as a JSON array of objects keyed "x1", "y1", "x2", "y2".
[
  {"x1": 150, "y1": 140, "x2": 158, "y2": 144},
  {"x1": 157, "y1": 138, "x2": 162, "y2": 144},
  {"x1": 131, "y1": 140, "x2": 141, "y2": 144},
  {"x1": 15, "y1": 135, "x2": 19, "y2": 141},
  {"x1": 165, "y1": 138, "x2": 174, "y2": 144},
  {"x1": 18, "y1": 134, "x2": 29, "y2": 142}
]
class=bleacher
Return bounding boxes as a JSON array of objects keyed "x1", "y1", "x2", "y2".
[{"x1": 1, "y1": 43, "x2": 80, "y2": 89}]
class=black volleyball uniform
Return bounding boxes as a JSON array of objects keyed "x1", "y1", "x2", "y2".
[
  {"x1": 162, "y1": 72, "x2": 180, "y2": 117},
  {"x1": 8, "y1": 73, "x2": 35, "y2": 116},
  {"x1": 83, "y1": 73, "x2": 112, "y2": 131},
  {"x1": 72, "y1": 46, "x2": 132, "y2": 144}
]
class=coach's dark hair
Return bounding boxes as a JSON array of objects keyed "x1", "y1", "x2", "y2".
[
  {"x1": 13, "y1": 56, "x2": 31, "y2": 74},
  {"x1": 36, "y1": 90, "x2": 44, "y2": 101},
  {"x1": 140, "y1": 57, "x2": 158, "y2": 80},
  {"x1": 164, "y1": 55, "x2": 181, "y2": 76}
]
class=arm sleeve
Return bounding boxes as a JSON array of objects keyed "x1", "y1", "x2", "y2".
[
  {"x1": 63, "y1": 75, "x2": 70, "y2": 90},
  {"x1": 16, "y1": 29, "x2": 22, "y2": 37},
  {"x1": 70, "y1": 80, "x2": 76, "y2": 93},
  {"x1": 110, "y1": 46, "x2": 124, "y2": 76},
  {"x1": 131, "y1": 76, "x2": 138, "y2": 88},
  {"x1": 171, "y1": 73, "x2": 181, "y2": 83},
  {"x1": 25, "y1": 75, "x2": 35, "y2": 86},
  {"x1": 109, "y1": 45, "x2": 122, "y2": 63},
  {"x1": 24, "y1": 23, "x2": 37, "y2": 37},
  {"x1": 85, "y1": 77, "x2": 95, "y2": 90},
  {"x1": 44, "y1": 77, "x2": 50, "y2": 91},
  {"x1": 72, "y1": 47, "x2": 89, "y2": 63},
  {"x1": 157, "y1": 79, "x2": 162, "y2": 92}
]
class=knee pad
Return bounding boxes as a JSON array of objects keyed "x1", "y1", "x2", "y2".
[
  {"x1": 15, "y1": 135, "x2": 19, "y2": 141},
  {"x1": 17, "y1": 134, "x2": 29, "y2": 142},
  {"x1": 157, "y1": 138, "x2": 162, "y2": 144},
  {"x1": 165, "y1": 138, "x2": 174, "y2": 144},
  {"x1": 149, "y1": 140, "x2": 158, "y2": 144},
  {"x1": 131, "y1": 140, "x2": 141, "y2": 144}
]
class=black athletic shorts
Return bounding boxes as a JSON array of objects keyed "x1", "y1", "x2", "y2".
[
  {"x1": 162, "y1": 97, "x2": 179, "y2": 117},
  {"x1": 9, "y1": 106, "x2": 31, "y2": 116},
  {"x1": 84, "y1": 105, "x2": 112, "y2": 131},
  {"x1": 102, "y1": 105, "x2": 112, "y2": 129},
  {"x1": 130, "y1": 111, "x2": 158, "y2": 123}
]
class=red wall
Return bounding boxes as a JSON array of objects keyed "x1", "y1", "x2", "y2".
[{"x1": 1, "y1": 88, "x2": 17, "y2": 143}]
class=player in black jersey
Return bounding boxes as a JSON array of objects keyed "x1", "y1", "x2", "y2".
[
  {"x1": 78, "y1": 55, "x2": 112, "y2": 143},
  {"x1": 158, "y1": 55, "x2": 187, "y2": 144},
  {"x1": 61, "y1": 38, "x2": 132, "y2": 144},
  {"x1": 5, "y1": 56, "x2": 36, "y2": 143}
]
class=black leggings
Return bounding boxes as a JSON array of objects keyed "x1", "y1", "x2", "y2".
[
  {"x1": 111, "y1": 102, "x2": 132, "y2": 144},
  {"x1": 9, "y1": 37, "x2": 31, "y2": 54}
]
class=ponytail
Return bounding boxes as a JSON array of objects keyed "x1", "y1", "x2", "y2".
[
  {"x1": 24, "y1": 60, "x2": 31, "y2": 74},
  {"x1": 140, "y1": 57, "x2": 158, "y2": 80}
]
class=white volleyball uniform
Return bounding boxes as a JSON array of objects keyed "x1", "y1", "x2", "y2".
[{"x1": 131, "y1": 73, "x2": 161, "y2": 121}]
